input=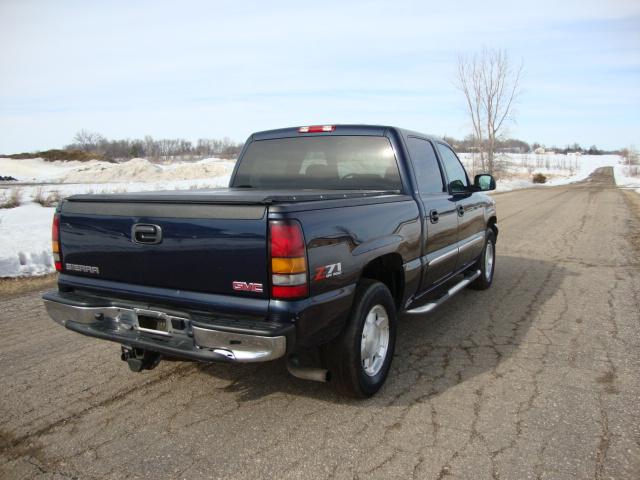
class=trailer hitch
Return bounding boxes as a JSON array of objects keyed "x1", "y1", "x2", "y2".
[{"x1": 121, "y1": 346, "x2": 161, "y2": 372}]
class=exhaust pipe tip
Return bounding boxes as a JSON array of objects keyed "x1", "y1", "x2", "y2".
[{"x1": 287, "y1": 357, "x2": 330, "y2": 383}]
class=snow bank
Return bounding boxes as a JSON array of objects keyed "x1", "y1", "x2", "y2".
[
  {"x1": 160, "y1": 159, "x2": 234, "y2": 181},
  {"x1": 0, "y1": 157, "x2": 93, "y2": 182},
  {"x1": 5, "y1": 176, "x2": 234, "y2": 205},
  {"x1": 466, "y1": 154, "x2": 623, "y2": 192},
  {"x1": 494, "y1": 179, "x2": 539, "y2": 193},
  {"x1": 614, "y1": 164, "x2": 640, "y2": 194},
  {"x1": 0, "y1": 203, "x2": 56, "y2": 276},
  {"x1": 60, "y1": 158, "x2": 161, "y2": 183},
  {"x1": 0, "y1": 157, "x2": 236, "y2": 183},
  {"x1": 546, "y1": 154, "x2": 621, "y2": 185}
]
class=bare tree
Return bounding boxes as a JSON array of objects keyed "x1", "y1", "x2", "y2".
[
  {"x1": 622, "y1": 145, "x2": 639, "y2": 177},
  {"x1": 73, "y1": 129, "x2": 104, "y2": 152},
  {"x1": 456, "y1": 48, "x2": 523, "y2": 174}
]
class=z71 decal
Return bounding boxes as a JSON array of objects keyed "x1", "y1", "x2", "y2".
[{"x1": 314, "y1": 262, "x2": 342, "y2": 281}]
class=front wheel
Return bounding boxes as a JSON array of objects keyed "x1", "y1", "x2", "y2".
[
  {"x1": 321, "y1": 280, "x2": 397, "y2": 398},
  {"x1": 469, "y1": 228, "x2": 496, "y2": 290}
]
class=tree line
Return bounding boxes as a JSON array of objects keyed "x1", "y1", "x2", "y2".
[
  {"x1": 3, "y1": 125, "x2": 620, "y2": 165},
  {"x1": 67, "y1": 130, "x2": 243, "y2": 161},
  {"x1": 442, "y1": 135, "x2": 614, "y2": 156}
]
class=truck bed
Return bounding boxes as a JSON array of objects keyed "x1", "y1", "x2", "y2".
[{"x1": 58, "y1": 188, "x2": 406, "y2": 300}]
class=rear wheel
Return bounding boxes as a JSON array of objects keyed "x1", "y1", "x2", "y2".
[
  {"x1": 469, "y1": 228, "x2": 496, "y2": 290},
  {"x1": 321, "y1": 280, "x2": 397, "y2": 398}
]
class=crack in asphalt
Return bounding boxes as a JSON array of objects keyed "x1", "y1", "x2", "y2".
[{"x1": 1, "y1": 363, "x2": 196, "y2": 459}]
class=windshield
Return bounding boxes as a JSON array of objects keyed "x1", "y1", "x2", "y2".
[{"x1": 231, "y1": 136, "x2": 402, "y2": 190}]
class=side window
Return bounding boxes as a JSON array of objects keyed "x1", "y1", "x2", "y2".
[
  {"x1": 405, "y1": 137, "x2": 444, "y2": 194},
  {"x1": 437, "y1": 143, "x2": 469, "y2": 193}
]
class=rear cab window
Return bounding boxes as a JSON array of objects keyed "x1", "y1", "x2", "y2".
[
  {"x1": 232, "y1": 136, "x2": 402, "y2": 190},
  {"x1": 405, "y1": 137, "x2": 445, "y2": 194}
]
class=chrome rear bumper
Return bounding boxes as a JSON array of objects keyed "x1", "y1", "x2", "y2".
[{"x1": 43, "y1": 293, "x2": 287, "y2": 363}]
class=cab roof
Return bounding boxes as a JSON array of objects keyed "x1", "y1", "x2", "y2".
[{"x1": 250, "y1": 124, "x2": 443, "y2": 143}]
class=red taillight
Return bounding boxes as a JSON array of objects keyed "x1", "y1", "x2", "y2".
[
  {"x1": 270, "y1": 223, "x2": 305, "y2": 257},
  {"x1": 272, "y1": 284, "x2": 308, "y2": 299},
  {"x1": 299, "y1": 125, "x2": 335, "y2": 133},
  {"x1": 52, "y1": 214, "x2": 62, "y2": 272},
  {"x1": 269, "y1": 220, "x2": 308, "y2": 299}
]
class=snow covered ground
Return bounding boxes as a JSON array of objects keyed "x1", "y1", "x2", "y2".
[
  {"x1": 0, "y1": 156, "x2": 236, "y2": 184},
  {"x1": 614, "y1": 164, "x2": 640, "y2": 194},
  {"x1": 0, "y1": 203, "x2": 58, "y2": 277},
  {"x1": 458, "y1": 153, "x2": 622, "y2": 192},
  {"x1": 0, "y1": 154, "x2": 636, "y2": 277}
]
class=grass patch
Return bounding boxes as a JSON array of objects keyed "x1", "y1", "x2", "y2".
[
  {"x1": 0, "y1": 188, "x2": 21, "y2": 209},
  {"x1": 2, "y1": 149, "x2": 109, "y2": 162},
  {"x1": 0, "y1": 273, "x2": 58, "y2": 298},
  {"x1": 33, "y1": 188, "x2": 62, "y2": 207},
  {"x1": 532, "y1": 173, "x2": 548, "y2": 184}
]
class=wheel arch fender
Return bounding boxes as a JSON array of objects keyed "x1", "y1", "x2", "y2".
[
  {"x1": 359, "y1": 252, "x2": 405, "y2": 311},
  {"x1": 487, "y1": 215, "x2": 498, "y2": 241}
]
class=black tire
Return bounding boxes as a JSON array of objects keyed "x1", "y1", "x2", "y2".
[
  {"x1": 469, "y1": 228, "x2": 496, "y2": 290},
  {"x1": 321, "y1": 280, "x2": 397, "y2": 398}
]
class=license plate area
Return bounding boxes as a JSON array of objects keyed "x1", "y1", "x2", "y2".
[
  {"x1": 133, "y1": 308, "x2": 189, "y2": 336},
  {"x1": 138, "y1": 314, "x2": 168, "y2": 333}
]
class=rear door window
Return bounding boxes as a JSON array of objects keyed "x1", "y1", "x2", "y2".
[{"x1": 406, "y1": 137, "x2": 445, "y2": 194}]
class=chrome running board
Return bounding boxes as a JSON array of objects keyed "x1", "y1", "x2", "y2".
[{"x1": 406, "y1": 269, "x2": 481, "y2": 315}]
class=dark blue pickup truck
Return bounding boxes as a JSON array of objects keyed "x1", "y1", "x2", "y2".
[{"x1": 43, "y1": 125, "x2": 497, "y2": 397}]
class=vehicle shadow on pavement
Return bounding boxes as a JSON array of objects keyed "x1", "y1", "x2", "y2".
[{"x1": 196, "y1": 254, "x2": 570, "y2": 405}]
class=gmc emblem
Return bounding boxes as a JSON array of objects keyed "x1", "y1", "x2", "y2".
[{"x1": 232, "y1": 281, "x2": 263, "y2": 293}]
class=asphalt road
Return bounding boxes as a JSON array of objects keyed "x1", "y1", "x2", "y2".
[{"x1": 1, "y1": 167, "x2": 639, "y2": 479}]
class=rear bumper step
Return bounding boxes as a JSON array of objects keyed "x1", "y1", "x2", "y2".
[
  {"x1": 406, "y1": 269, "x2": 481, "y2": 315},
  {"x1": 43, "y1": 291, "x2": 289, "y2": 363}
]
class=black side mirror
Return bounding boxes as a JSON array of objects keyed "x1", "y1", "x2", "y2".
[
  {"x1": 448, "y1": 179, "x2": 467, "y2": 194},
  {"x1": 473, "y1": 174, "x2": 496, "y2": 191}
]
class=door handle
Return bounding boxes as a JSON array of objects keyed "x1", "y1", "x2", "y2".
[
  {"x1": 429, "y1": 209, "x2": 439, "y2": 224},
  {"x1": 457, "y1": 205, "x2": 465, "y2": 217}
]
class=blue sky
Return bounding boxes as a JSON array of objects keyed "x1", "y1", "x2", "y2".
[{"x1": 0, "y1": 0, "x2": 638, "y2": 152}]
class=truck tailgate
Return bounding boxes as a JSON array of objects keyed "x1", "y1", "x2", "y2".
[{"x1": 59, "y1": 199, "x2": 269, "y2": 298}]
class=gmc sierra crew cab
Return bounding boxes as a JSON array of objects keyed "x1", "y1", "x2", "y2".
[{"x1": 43, "y1": 125, "x2": 497, "y2": 398}]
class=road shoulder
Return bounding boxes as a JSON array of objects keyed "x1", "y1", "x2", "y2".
[
  {"x1": 623, "y1": 190, "x2": 640, "y2": 254},
  {"x1": 0, "y1": 273, "x2": 57, "y2": 299}
]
